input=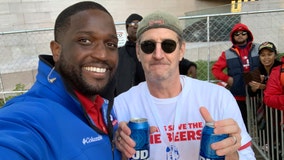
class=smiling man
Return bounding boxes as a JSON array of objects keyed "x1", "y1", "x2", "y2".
[{"x1": 0, "y1": 1, "x2": 121, "y2": 160}]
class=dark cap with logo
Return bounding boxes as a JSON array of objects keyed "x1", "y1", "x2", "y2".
[{"x1": 258, "y1": 41, "x2": 277, "y2": 54}]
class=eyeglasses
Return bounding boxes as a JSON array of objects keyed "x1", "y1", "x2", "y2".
[
  {"x1": 234, "y1": 31, "x2": 247, "y2": 36},
  {"x1": 128, "y1": 22, "x2": 140, "y2": 27},
  {"x1": 140, "y1": 39, "x2": 177, "y2": 54}
]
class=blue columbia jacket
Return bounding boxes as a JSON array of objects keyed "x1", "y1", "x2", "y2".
[{"x1": 0, "y1": 55, "x2": 121, "y2": 160}]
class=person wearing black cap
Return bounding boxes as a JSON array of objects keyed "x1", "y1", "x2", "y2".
[
  {"x1": 114, "y1": 13, "x2": 145, "y2": 96},
  {"x1": 260, "y1": 42, "x2": 284, "y2": 160},
  {"x1": 264, "y1": 52, "x2": 284, "y2": 109},
  {"x1": 248, "y1": 41, "x2": 281, "y2": 93},
  {"x1": 246, "y1": 42, "x2": 282, "y2": 132}
]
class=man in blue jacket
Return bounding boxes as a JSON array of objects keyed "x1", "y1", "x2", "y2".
[{"x1": 0, "y1": 1, "x2": 121, "y2": 160}]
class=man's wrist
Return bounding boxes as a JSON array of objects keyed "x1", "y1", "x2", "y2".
[{"x1": 225, "y1": 151, "x2": 239, "y2": 160}]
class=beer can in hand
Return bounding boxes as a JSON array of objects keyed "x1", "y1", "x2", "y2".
[
  {"x1": 128, "y1": 118, "x2": 150, "y2": 160},
  {"x1": 199, "y1": 122, "x2": 229, "y2": 160}
]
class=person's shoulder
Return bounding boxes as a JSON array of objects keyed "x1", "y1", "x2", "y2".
[
  {"x1": 182, "y1": 78, "x2": 233, "y2": 102},
  {"x1": 118, "y1": 45, "x2": 125, "y2": 52},
  {"x1": 0, "y1": 96, "x2": 62, "y2": 121},
  {"x1": 115, "y1": 82, "x2": 147, "y2": 98},
  {"x1": 127, "y1": 82, "x2": 146, "y2": 93},
  {"x1": 252, "y1": 42, "x2": 260, "y2": 46},
  {"x1": 183, "y1": 76, "x2": 210, "y2": 86},
  {"x1": 251, "y1": 42, "x2": 260, "y2": 50},
  {"x1": 118, "y1": 45, "x2": 127, "y2": 56},
  {"x1": 271, "y1": 64, "x2": 281, "y2": 73},
  {"x1": 189, "y1": 78, "x2": 230, "y2": 93}
]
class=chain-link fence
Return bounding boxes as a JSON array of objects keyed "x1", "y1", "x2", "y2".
[
  {"x1": 180, "y1": 8, "x2": 284, "y2": 82},
  {"x1": 1, "y1": 6, "x2": 284, "y2": 100}
]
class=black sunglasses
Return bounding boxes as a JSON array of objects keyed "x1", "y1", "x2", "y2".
[
  {"x1": 140, "y1": 39, "x2": 177, "y2": 54},
  {"x1": 234, "y1": 31, "x2": 247, "y2": 36}
]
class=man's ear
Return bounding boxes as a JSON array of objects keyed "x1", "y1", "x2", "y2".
[
  {"x1": 50, "y1": 40, "x2": 61, "y2": 62},
  {"x1": 136, "y1": 43, "x2": 141, "y2": 62},
  {"x1": 179, "y1": 41, "x2": 186, "y2": 61}
]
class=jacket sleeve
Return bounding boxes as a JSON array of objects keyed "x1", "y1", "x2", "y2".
[
  {"x1": 212, "y1": 52, "x2": 230, "y2": 82},
  {"x1": 263, "y1": 66, "x2": 284, "y2": 110}
]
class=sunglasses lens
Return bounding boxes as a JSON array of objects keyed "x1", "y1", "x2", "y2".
[
  {"x1": 162, "y1": 40, "x2": 177, "y2": 53},
  {"x1": 140, "y1": 39, "x2": 177, "y2": 54},
  {"x1": 234, "y1": 31, "x2": 247, "y2": 36},
  {"x1": 141, "y1": 41, "x2": 155, "y2": 54}
]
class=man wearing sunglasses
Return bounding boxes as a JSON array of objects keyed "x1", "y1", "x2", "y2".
[
  {"x1": 113, "y1": 11, "x2": 255, "y2": 160},
  {"x1": 212, "y1": 23, "x2": 260, "y2": 129},
  {"x1": 115, "y1": 13, "x2": 145, "y2": 96}
]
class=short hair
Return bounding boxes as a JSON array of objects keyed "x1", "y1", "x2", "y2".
[
  {"x1": 54, "y1": 1, "x2": 111, "y2": 42},
  {"x1": 179, "y1": 58, "x2": 197, "y2": 75}
]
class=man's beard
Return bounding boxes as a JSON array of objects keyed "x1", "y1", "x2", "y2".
[
  {"x1": 235, "y1": 39, "x2": 247, "y2": 46},
  {"x1": 56, "y1": 55, "x2": 112, "y2": 97}
]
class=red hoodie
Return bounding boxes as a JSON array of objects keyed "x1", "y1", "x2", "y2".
[
  {"x1": 263, "y1": 56, "x2": 284, "y2": 110},
  {"x1": 212, "y1": 23, "x2": 255, "y2": 101}
]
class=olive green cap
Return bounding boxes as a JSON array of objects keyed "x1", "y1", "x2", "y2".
[{"x1": 136, "y1": 11, "x2": 183, "y2": 38}]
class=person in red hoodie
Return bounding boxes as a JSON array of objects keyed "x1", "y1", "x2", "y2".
[
  {"x1": 212, "y1": 23, "x2": 260, "y2": 128},
  {"x1": 264, "y1": 56, "x2": 284, "y2": 110}
]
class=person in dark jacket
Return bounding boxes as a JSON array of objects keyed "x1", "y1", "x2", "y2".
[
  {"x1": 0, "y1": 2, "x2": 121, "y2": 159},
  {"x1": 114, "y1": 13, "x2": 145, "y2": 96},
  {"x1": 212, "y1": 23, "x2": 260, "y2": 128}
]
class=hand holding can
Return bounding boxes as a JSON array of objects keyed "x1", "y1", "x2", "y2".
[
  {"x1": 199, "y1": 122, "x2": 229, "y2": 160},
  {"x1": 128, "y1": 118, "x2": 150, "y2": 160}
]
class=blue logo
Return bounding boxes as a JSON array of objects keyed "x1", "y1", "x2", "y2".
[{"x1": 166, "y1": 145, "x2": 180, "y2": 160}]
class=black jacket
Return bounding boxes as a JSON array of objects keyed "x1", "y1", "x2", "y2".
[{"x1": 114, "y1": 40, "x2": 145, "y2": 96}]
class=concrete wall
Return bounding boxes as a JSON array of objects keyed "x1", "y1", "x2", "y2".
[
  {"x1": 1, "y1": 0, "x2": 283, "y2": 92},
  {"x1": 0, "y1": 0, "x2": 231, "y2": 32}
]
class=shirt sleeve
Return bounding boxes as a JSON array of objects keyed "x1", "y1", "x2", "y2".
[
  {"x1": 264, "y1": 66, "x2": 284, "y2": 110},
  {"x1": 238, "y1": 145, "x2": 256, "y2": 160},
  {"x1": 114, "y1": 95, "x2": 131, "y2": 122},
  {"x1": 212, "y1": 52, "x2": 230, "y2": 82}
]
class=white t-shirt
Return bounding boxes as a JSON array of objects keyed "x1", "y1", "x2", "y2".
[{"x1": 114, "y1": 75, "x2": 255, "y2": 160}]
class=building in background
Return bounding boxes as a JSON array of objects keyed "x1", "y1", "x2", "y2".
[
  {"x1": 0, "y1": 0, "x2": 232, "y2": 32},
  {"x1": 0, "y1": 0, "x2": 283, "y2": 92}
]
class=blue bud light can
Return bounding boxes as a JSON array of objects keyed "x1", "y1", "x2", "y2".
[
  {"x1": 199, "y1": 122, "x2": 229, "y2": 160},
  {"x1": 128, "y1": 118, "x2": 150, "y2": 160}
]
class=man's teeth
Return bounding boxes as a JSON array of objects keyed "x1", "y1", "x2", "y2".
[{"x1": 84, "y1": 67, "x2": 106, "y2": 73}]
